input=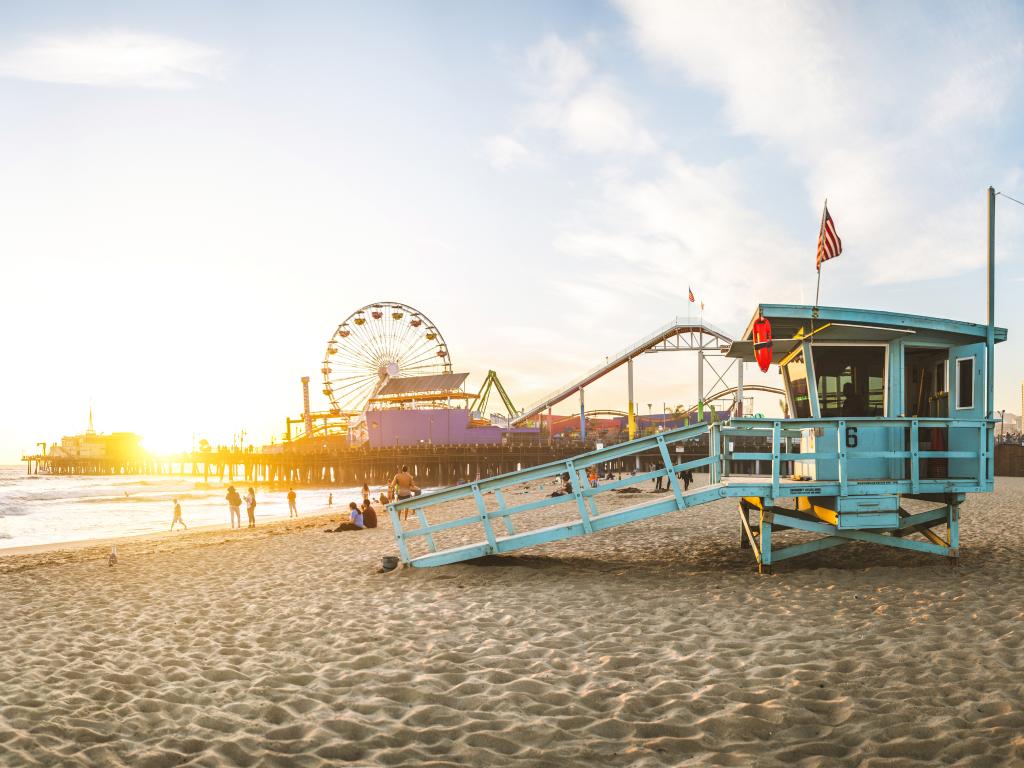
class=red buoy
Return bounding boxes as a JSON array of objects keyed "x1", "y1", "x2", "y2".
[{"x1": 752, "y1": 314, "x2": 773, "y2": 373}]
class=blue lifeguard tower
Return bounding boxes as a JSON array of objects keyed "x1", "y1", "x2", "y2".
[
  {"x1": 722, "y1": 304, "x2": 1004, "y2": 570},
  {"x1": 387, "y1": 305, "x2": 1004, "y2": 572},
  {"x1": 388, "y1": 195, "x2": 1005, "y2": 572}
]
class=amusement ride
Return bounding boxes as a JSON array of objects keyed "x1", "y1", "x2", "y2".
[{"x1": 321, "y1": 302, "x2": 453, "y2": 416}]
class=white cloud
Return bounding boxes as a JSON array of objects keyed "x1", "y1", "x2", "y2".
[
  {"x1": 616, "y1": 2, "x2": 852, "y2": 149},
  {"x1": 553, "y1": 155, "x2": 801, "y2": 329},
  {"x1": 560, "y1": 82, "x2": 655, "y2": 154},
  {"x1": 516, "y1": 36, "x2": 656, "y2": 156},
  {"x1": 526, "y1": 34, "x2": 590, "y2": 98},
  {"x1": 0, "y1": 30, "x2": 223, "y2": 89},
  {"x1": 483, "y1": 135, "x2": 533, "y2": 170},
  {"x1": 487, "y1": 9, "x2": 1024, "y2": 371},
  {"x1": 615, "y1": 0, "x2": 1024, "y2": 285}
]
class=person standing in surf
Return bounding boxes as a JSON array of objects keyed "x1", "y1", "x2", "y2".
[
  {"x1": 226, "y1": 486, "x2": 242, "y2": 529},
  {"x1": 170, "y1": 499, "x2": 187, "y2": 531},
  {"x1": 390, "y1": 465, "x2": 420, "y2": 521},
  {"x1": 244, "y1": 487, "x2": 257, "y2": 528}
]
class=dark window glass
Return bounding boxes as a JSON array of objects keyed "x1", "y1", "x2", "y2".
[
  {"x1": 957, "y1": 357, "x2": 974, "y2": 409},
  {"x1": 783, "y1": 352, "x2": 811, "y2": 418},
  {"x1": 811, "y1": 346, "x2": 885, "y2": 417}
]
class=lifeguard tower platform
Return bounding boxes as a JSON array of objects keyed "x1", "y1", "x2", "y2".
[{"x1": 388, "y1": 304, "x2": 1005, "y2": 572}]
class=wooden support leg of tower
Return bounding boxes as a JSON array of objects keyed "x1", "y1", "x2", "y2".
[
  {"x1": 948, "y1": 502, "x2": 960, "y2": 567},
  {"x1": 758, "y1": 506, "x2": 772, "y2": 575}
]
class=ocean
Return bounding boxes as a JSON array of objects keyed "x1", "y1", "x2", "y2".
[{"x1": 0, "y1": 465, "x2": 375, "y2": 550}]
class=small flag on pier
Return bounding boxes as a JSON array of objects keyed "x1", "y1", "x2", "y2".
[
  {"x1": 688, "y1": 287, "x2": 695, "y2": 303},
  {"x1": 816, "y1": 203, "x2": 842, "y2": 270}
]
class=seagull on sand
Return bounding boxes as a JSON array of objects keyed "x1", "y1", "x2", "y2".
[{"x1": 108, "y1": 545, "x2": 118, "y2": 567}]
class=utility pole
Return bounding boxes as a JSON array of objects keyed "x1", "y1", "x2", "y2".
[{"x1": 987, "y1": 186, "x2": 995, "y2": 420}]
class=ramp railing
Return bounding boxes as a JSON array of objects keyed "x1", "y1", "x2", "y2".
[
  {"x1": 388, "y1": 415, "x2": 994, "y2": 567},
  {"x1": 388, "y1": 421, "x2": 717, "y2": 566}
]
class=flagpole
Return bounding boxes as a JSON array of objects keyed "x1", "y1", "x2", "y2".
[{"x1": 814, "y1": 198, "x2": 827, "y2": 306}]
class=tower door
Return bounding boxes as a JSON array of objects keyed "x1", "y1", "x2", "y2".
[{"x1": 947, "y1": 342, "x2": 986, "y2": 480}]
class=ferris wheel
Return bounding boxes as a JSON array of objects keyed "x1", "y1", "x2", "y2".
[{"x1": 321, "y1": 302, "x2": 453, "y2": 415}]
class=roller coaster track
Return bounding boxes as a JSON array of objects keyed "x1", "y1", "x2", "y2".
[
  {"x1": 678, "y1": 384, "x2": 786, "y2": 417},
  {"x1": 511, "y1": 318, "x2": 733, "y2": 425}
]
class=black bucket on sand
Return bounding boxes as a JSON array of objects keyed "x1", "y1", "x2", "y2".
[{"x1": 380, "y1": 556, "x2": 399, "y2": 572}]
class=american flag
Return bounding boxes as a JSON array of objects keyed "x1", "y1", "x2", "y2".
[
  {"x1": 688, "y1": 287, "x2": 695, "y2": 303},
  {"x1": 816, "y1": 203, "x2": 842, "y2": 269}
]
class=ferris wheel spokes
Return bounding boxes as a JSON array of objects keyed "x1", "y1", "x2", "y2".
[{"x1": 321, "y1": 301, "x2": 453, "y2": 415}]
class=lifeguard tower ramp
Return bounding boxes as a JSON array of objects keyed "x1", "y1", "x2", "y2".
[{"x1": 389, "y1": 305, "x2": 1004, "y2": 572}]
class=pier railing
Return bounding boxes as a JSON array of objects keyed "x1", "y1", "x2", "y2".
[{"x1": 388, "y1": 416, "x2": 994, "y2": 566}]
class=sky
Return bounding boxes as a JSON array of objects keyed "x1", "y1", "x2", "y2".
[{"x1": 1, "y1": 0, "x2": 1023, "y2": 461}]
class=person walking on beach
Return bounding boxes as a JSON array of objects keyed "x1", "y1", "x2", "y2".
[
  {"x1": 287, "y1": 488, "x2": 298, "y2": 518},
  {"x1": 328, "y1": 493, "x2": 333, "y2": 507},
  {"x1": 390, "y1": 466, "x2": 420, "y2": 521},
  {"x1": 362, "y1": 483, "x2": 370, "y2": 505},
  {"x1": 681, "y1": 469, "x2": 694, "y2": 492},
  {"x1": 170, "y1": 499, "x2": 187, "y2": 531},
  {"x1": 226, "y1": 486, "x2": 242, "y2": 529},
  {"x1": 244, "y1": 487, "x2": 257, "y2": 528}
]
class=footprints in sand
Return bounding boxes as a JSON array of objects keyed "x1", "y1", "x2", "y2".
[{"x1": 2, "y1": 483, "x2": 1024, "y2": 765}]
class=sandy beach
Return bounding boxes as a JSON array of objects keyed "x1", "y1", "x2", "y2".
[{"x1": 1, "y1": 477, "x2": 1022, "y2": 767}]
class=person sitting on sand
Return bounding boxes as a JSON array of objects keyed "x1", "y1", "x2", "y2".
[
  {"x1": 550, "y1": 472, "x2": 573, "y2": 497},
  {"x1": 170, "y1": 499, "x2": 187, "y2": 531},
  {"x1": 379, "y1": 492, "x2": 390, "y2": 505},
  {"x1": 226, "y1": 486, "x2": 242, "y2": 529},
  {"x1": 325, "y1": 502, "x2": 364, "y2": 532},
  {"x1": 361, "y1": 499, "x2": 378, "y2": 529}
]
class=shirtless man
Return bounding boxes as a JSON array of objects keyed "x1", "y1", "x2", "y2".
[{"x1": 390, "y1": 465, "x2": 419, "y2": 521}]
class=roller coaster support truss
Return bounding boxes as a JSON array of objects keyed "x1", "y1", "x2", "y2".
[{"x1": 468, "y1": 370, "x2": 518, "y2": 420}]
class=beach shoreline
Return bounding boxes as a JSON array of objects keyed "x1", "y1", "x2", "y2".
[
  {"x1": 0, "y1": 507, "x2": 339, "y2": 559},
  {"x1": 0, "y1": 507, "x2": 349, "y2": 576},
  {"x1": 0, "y1": 463, "x2": 378, "y2": 553}
]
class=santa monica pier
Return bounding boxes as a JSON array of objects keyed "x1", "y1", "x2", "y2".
[{"x1": 24, "y1": 300, "x2": 773, "y2": 487}]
